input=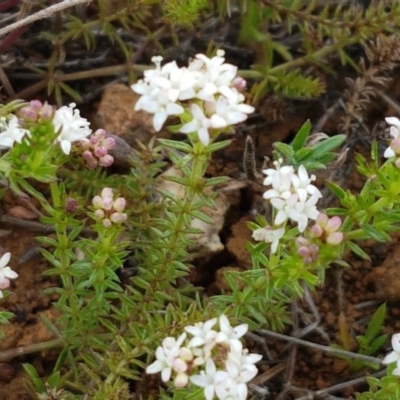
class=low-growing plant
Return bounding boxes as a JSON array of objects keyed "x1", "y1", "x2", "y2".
[{"x1": 3, "y1": 1, "x2": 400, "y2": 399}]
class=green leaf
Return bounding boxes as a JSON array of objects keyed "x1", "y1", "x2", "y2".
[
  {"x1": 157, "y1": 138, "x2": 193, "y2": 153},
  {"x1": 369, "y1": 334, "x2": 388, "y2": 354},
  {"x1": 204, "y1": 176, "x2": 231, "y2": 186},
  {"x1": 53, "y1": 348, "x2": 69, "y2": 373},
  {"x1": 23, "y1": 363, "x2": 45, "y2": 392},
  {"x1": 206, "y1": 140, "x2": 232, "y2": 153},
  {"x1": 308, "y1": 134, "x2": 346, "y2": 157},
  {"x1": 361, "y1": 224, "x2": 388, "y2": 243},
  {"x1": 190, "y1": 210, "x2": 214, "y2": 225},
  {"x1": 291, "y1": 120, "x2": 311, "y2": 151},
  {"x1": 273, "y1": 142, "x2": 295, "y2": 158},
  {"x1": 347, "y1": 241, "x2": 370, "y2": 260},
  {"x1": 326, "y1": 181, "x2": 346, "y2": 200},
  {"x1": 47, "y1": 371, "x2": 60, "y2": 388},
  {"x1": 364, "y1": 303, "x2": 386, "y2": 342}
]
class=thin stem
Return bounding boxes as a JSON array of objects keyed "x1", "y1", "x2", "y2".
[
  {"x1": 0, "y1": 339, "x2": 64, "y2": 362},
  {"x1": 257, "y1": 328, "x2": 385, "y2": 365}
]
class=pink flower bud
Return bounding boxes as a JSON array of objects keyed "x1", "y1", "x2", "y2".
[
  {"x1": 172, "y1": 358, "x2": 187, "y2": 373},
  {"x1": 102, "y1": 197, "x2": 113, "y2": 210},
  {"x1": 296, "y1": 237, "x2": 310, "y2": 247},
  {"x1": 83, "y1": 150, "x2": 94, "y2": 161},
  {"x1": 327, "y1": 232, "x2": 344, "y2": 245},
  {"x1": 391, "y1": 138, "x2": 400, "y2": 154},
  {"x1": 297, "y1": 246, "x2": 309, "y2": 258},
  {"x1": 103, "y1": 218, "x2": 112, "y2": 228},
  {"x1": 325, "y1": 216, "x2": 342, "y2": 233},
  {"x1": 94, "y1": 209, "x2": 105, "y2": 219},
  {"x1": 79, "y1": 139, "x2": 90, "y2": 150},
  {"x1": 113, "y1": 197, "x2": 126, "y2": 212},
  {"x1": 174, "y1": 372, "x2": 188, "y2": 388},
  {"x1": 232, "y1": 76, "x2": 247, "y2": 91},
  {"x1": 102, "y1": 137, "x2": 116, "y2": 150},
  {"x1": 0, "y1": 278, "x2": 10, "y2": 289},
  {"x1": 87, "y1": 158, "x2": 98, "y2": 169},
  {"x1": 99, "y1": 154, "x2": 114, "y2": 167},
  {"x1": 316, "y1": 213, "x2": 328, "y2": 228},
  {"x1": 101, "y1": 188, "x2": 114, "y2": 198},
  {"x1": 94, "y1": 129, "x2": 106, "y2": 139},
  {"x1": 94, "y1": 146, "x2": 107, "y2": 158},
  {"x1": 65, "y1": 198, "x2": 78, "y2": 213},
  {"x1": 90, "y1": 135, "x2": 99, "y2": 146},
  {"x1": 110, "y1": 212, "x2": 127, "y2": 224},
  {"x1": 41, "y1": 102, "x2": 54, "y2": 120},
  {"x1": 311, "y1": 224, "x2": 323, "y2": 238},
  {"x1": 92, "y1": 196, "x2": 103, "y2": 209},
  {"x1": 178, "y1": 347, "x2": 193, "y2": 361}
]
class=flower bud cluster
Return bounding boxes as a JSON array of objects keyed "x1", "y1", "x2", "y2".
[
  {"x1": 18, "y1": 100, "x2": 54, "y2": 124},
  {"x1": 92, "y1": 188, "x2": 127, "y2": 228},
  {"x1": 384, "y1": 117, "x2": 400, "y2": 168},
  {"x1": 295, "y1": 213, "x2": 343, "y2": 264},
  {"x1": 131, "y1": 50, "x2": 254, "y2": 146},
  {"x1": 78, "y1": 129, "x2": 115, "y2": 169},
  {"x1": 296, "y1": 237, "x2": 319, "y2": 264},
  {"x1": 146, "y1": 315, "x2": 262, "y2": 400},
  {"x1": 310, "y1": 213, "x2": 343, "y2": 245},
  {"x1": 0, "y1": 252, "x2": 18, "y2": 298}
]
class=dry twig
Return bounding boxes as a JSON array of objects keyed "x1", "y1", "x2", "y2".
[{"x1": 0, "y1": 0, "x2": 92, "y2": 38}]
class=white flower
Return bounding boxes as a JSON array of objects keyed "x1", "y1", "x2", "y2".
[
  {"x1": 215, "y1": 315, "x2": 248, "y2": 350},
  {"x1": 223, "y1": 347, "x2": 262, "y2": 400},
  {"x1": 146, "y1": 332, "x2": 188, "y2": 382},
  {"x1": 134, "y1": 86, "x2": 184, "y2": 132},
  {"x1": 190, "y1": 358, "x2": 231, "y2": 400},
  {"x1": 0, "y1": 252, "x2": 18, "y2": 298},
  {"x1": 53, "y1": 103, "x2": 92, "y2": 155},
  {"x1": 180, "y1": 103, "x2": 223, "y2": 146},
  {"x1": 0, "y1": 115, "x2": 30, "y2": 148},
  {"x1": 252, "y1": 227, "x2": 285, "y2": 254},
  {"x1": 384, "y1": 117, "x2": 400, "y2": 158},
  {"x1": 206, "y1": 94, "x2": 254, "y2": 128},
  {"x1": 383, "y1": 333, "x2": 400, "y2": 376},
  {"x1": 153, "y1": 63, "x2": 197, "y2": 101},
  {"x1": 185, "y1": 318, "x2": 218, "y2": 348},
  {"x1": 192, "y1": 50, "x2": 238, "y2": 101}
]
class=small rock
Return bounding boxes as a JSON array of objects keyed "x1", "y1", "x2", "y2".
[
  {"x1": 95, "y1": 84, "x2": 172, "y2": 148},
  {"x1": 157, "y1": 166, "x2": 229, "y2": 258}
]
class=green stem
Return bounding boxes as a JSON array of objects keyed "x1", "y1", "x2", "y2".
[{"x1": 49, "y1": 181, "x2": 80, "y2": 327}]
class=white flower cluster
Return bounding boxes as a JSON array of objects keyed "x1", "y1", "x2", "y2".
[
  {"x1": 263, "y1": 160, "x2": 321, "y2": 233},
  {"x1": 0, "y1": 102, "x2": 91, "y2": 155},
  {"x1": 383, "y1": 333, "x2": 400, "y2": 376},
  {"x1": 131, "y1": 50, "x2": 254, "y2": 146},
  {"x1": 146, "y1": 315, "x2": 262, "y2": 400},
  {"x1": 0, "y1": 252, "x2": 18, "y2": 298}
]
